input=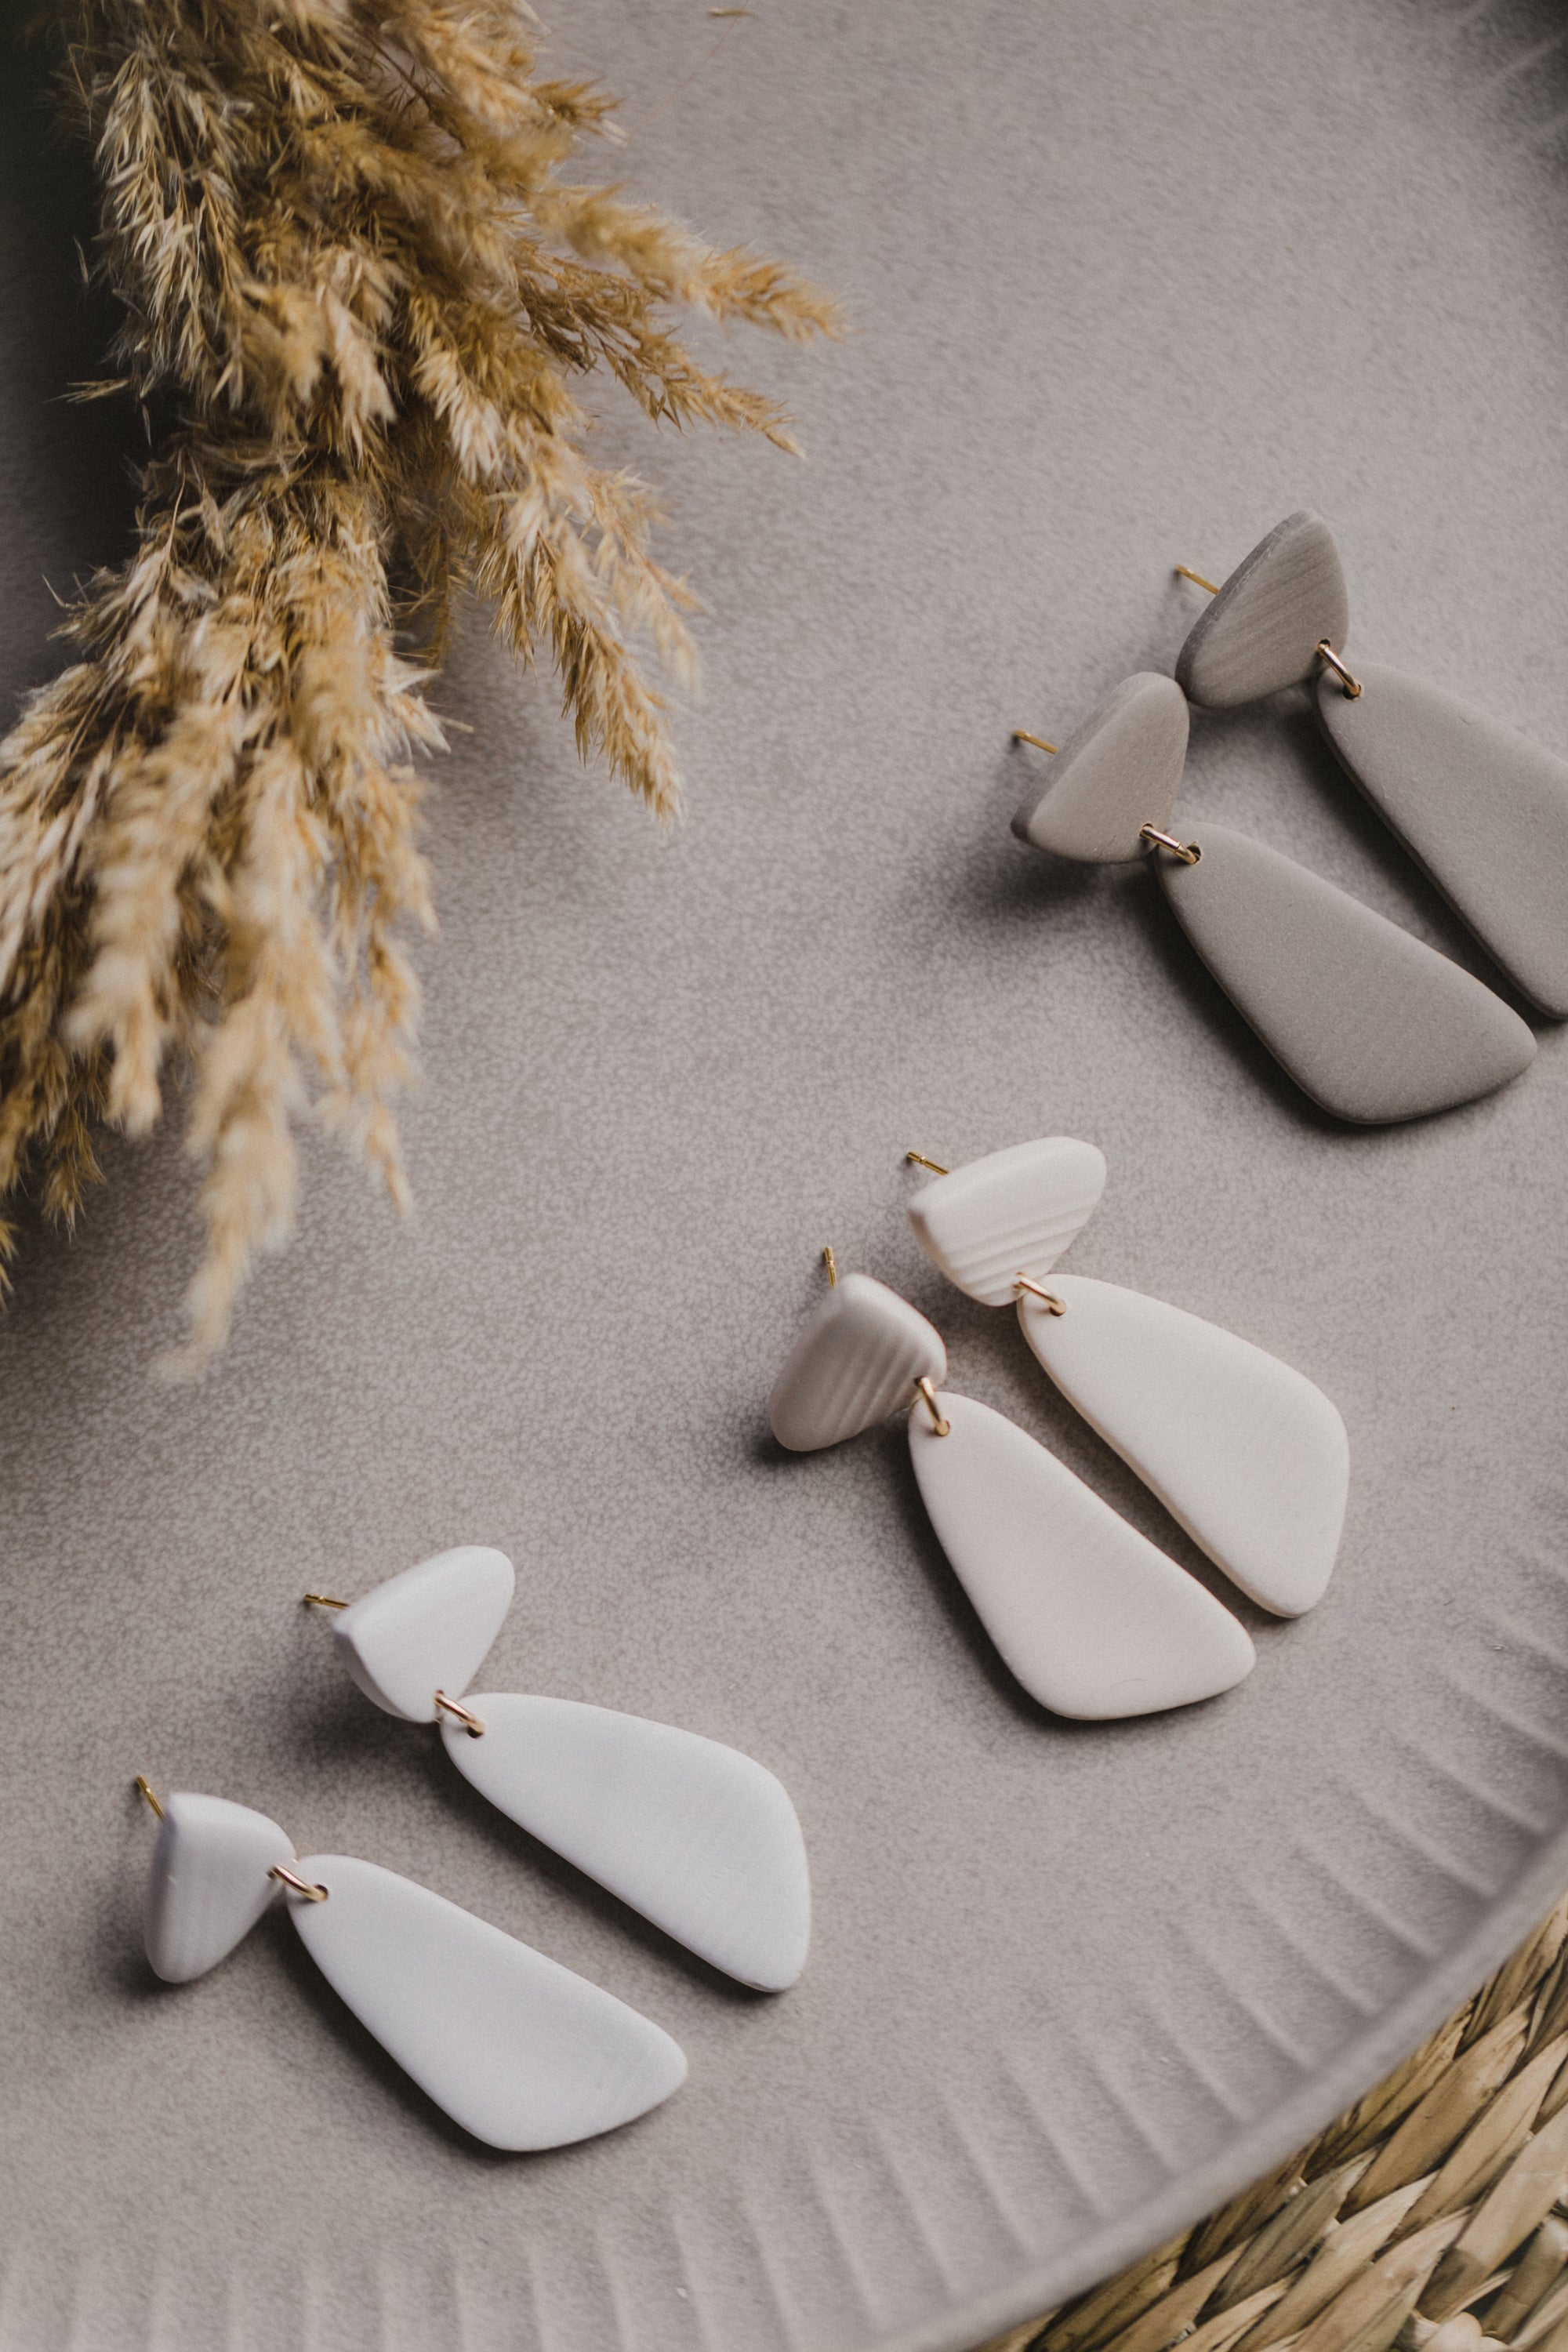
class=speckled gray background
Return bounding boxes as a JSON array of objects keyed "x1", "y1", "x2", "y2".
[{"x1": 4, "y1": 4, "x2": 1568, "y2": 2350}]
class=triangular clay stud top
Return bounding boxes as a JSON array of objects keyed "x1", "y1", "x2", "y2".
[
  {"x1": 1177, "y1": 512, "x2": 1350, "y2": 708},
  {"x1": 1012, "y1": 674, "x2": 1188, "y2": 862}
]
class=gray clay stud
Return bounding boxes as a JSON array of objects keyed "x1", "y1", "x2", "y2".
[
  {"x1": 1316, "y1": 662, "x2": 1568, "y2": 1020},
  {"x1": 1157, "y1": 822, "x2": 1536, "y2": 1123},
  {"x1": 1011, "y1": 673, "x2": 1189, "y2": 862},
  {"x1": 1177, "y1": 512, "x2": 1349, "y2": 709}
]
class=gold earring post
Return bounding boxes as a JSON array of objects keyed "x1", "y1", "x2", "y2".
[
  {"x1": 822, "y1": 1245, "x2": 838, "y2": 1287},
  {"x1": 905, "y1": 1151, "x2": 950, "y2": 1175},
  {"x1": 1011, "y1": 731, "x2": 1058, "y2": 754},
  {"x1": 303, "y1": 1592, "x2": 349, "y2": 1610},
  {"x1": 133, "y1": 1775, "x2": 164, "y2": 1820},
  {"x1": 913, "y1": 1377, "x2": 950, "y2": 1437},
  {"x1": 1175, "y1": 565, "x2": 1220, "y2": 595}
]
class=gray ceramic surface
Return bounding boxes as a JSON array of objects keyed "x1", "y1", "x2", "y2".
[{"x1": 4, "y1": 4, "x2": 1568, "y2": 2350}]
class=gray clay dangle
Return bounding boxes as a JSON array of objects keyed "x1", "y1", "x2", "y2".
[
  {"x1": 1009, "y1": 673, "x2": 1537, "y2": 1123},
  {"x1": 1176, "y1": 513, "x2": 1348, "y2": 708},
  {"x1": 1155, "y1": 824, "x2": 1536, "y2": 1123},
  {"x1": 1316, "y1": 661, "x2": 1568, "y2": 1019}
]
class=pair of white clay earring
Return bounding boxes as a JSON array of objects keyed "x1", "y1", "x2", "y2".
[
  {"x1": 136, "y1": 1546, "x2": 810, "y2": 2149},
  {"x1": 1013, "y1": 510, "x2": 1568, "y2": 1125},
  {"x1": 768, "y1": 1136, "x2": 1349, "y2": 1720}
]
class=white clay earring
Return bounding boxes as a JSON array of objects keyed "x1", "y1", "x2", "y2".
[
  {"x1": 306, "y1": 1548, "x2": 810, "y2": 1992},
  {"x1": 1010, "y1": 673, "x2": 1535, "y2": 1123},
  {"x1": 132, "y1": 1774, "x2": 686, "y2": 2149},
  {"x1": 902, "y1": 1139, "x2": 1350, "y2": 1617},
  {"x1": 1175, "y1": 511, "x2": 1568, "y2": 1020},
  {"x1": 767, "y1": 1251, "x2": 1256, "y2": 1720}
]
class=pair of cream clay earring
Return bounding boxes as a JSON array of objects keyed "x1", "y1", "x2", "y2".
[
  {"x1": 134, "y1": 1547, "x2": 810, "y2": 2150},
  {"x1": 768, "y1": 1137, "x2": 1349, "y2": 1719},
  {"x1": 1013, "y1": 511, "x2": 1568, "y2": 1124}
]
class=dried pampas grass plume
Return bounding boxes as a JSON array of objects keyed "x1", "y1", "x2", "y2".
[{"x1": 0, "y1": 0, "x2": 838, "y2": 1370}]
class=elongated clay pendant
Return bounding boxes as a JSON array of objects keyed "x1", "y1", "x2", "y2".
[
  {"x1": 143, "y1": 1791, "x2": 686, "y2": 2148},
  {"x1": 1177, "y1": 510, "x2": 1568, "y2": 1018},
  {"x1": 1018, "y1": 1277, "x2": 1348, "y2": 1616},
  {"x1": 1316, "y1": 661, "x2": 1568, "y2": 1018},
  {"x1": 906, "y1": 1139, "x2": 1348, "y2": 1615},
  {"x1": 1156, "y1": 822, "x2": 1534, "y2": 1123},
  {"x1": 768, "y1": 1266, "x2": 1254, "y2": 1716},
  {"x1": 328, "y1": 1549, "x2": 811, "y2": 1991},
  {"x1": 1011, "y1": 669, "x2": 1533, "y2": 1123},
  {"x1": 909, "y1": 1392, "x2": 1255, "y2": 1717}
]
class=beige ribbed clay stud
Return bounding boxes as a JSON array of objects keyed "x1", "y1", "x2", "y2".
[
  {"x1": 1175, "y1": 510, "x2": 1568, "y2": 1020},
  {"x1": 902, "y1": 1141, "x2": 1349, "y2": 1617},
  {"x1": 767, "y1": 1245, "x2": 1256, "y2": 1719},
  {"x1": 1010, "y1": 674, "x2": 1535, "y2": 1123}
]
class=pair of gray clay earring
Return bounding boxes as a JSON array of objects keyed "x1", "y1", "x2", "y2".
[{"x1": 1012, "y1": 511, "x2": 1568, "y2": 1124}]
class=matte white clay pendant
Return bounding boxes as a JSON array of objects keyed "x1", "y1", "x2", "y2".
[
  {"x1": 1018, "y1": 1277, "x2": 1348, "y2": 1617},
  {"x1": 909, "y1": 1392, "x2": 1255, "y2": 1718},
  {"x1": 327, "y1": 1550, "x2": 811, "y2": 1991},
  {"x1": 140, "y1": 1788, "x2": 685, "y2": 2148},
  {"x1": 1156, "y1": 822, "x2": 1536, "y2": 1123},
  {"x1": 906, "y1": 1139, "x2": 1351, "y2": 1614}
]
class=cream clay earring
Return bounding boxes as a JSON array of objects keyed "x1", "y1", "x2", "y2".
[
  {"x1": 132, "y1": 1774, "x2": 686, "y2": 2149},
  {"x1": 902, "y1": 1138, "x2": 1349, "y2": 1617},
  {"x1": 1174, "y1": 511, "x2": 1568, "y2": 1019},
  {"x1": 1010, "y1": 674, "x2": 1535, "y2": 1123},
  {"x1": 305, "y1": 1548, "x2": 810, "y2": 1992},
  {"x1": 767, "y1": 1250, "x2": 1256, "y2": 1719}
]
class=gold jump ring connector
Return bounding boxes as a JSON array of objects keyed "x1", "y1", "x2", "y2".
[
  {"x1": 270, "y1": 1864, "x2": 328, "y2": 1902},
  {"x1": 434, "y1": 1690, "x2": 485, "y2": 1737},
  {"x1": 1316, "y1": 641, "x2": 1363, "y2": 699},
  {"x1": 1015, "y1": 1274, "x2": 1066, "y2": 1314},
  {"x1": 1140, "y1": 824, "x2": 1202, "y2": 866},
  {"x1": 914, "y1": 1377, "x2": 950, "y2": 1437}
]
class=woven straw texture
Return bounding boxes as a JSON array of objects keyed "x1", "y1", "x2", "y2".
[{"x1": 982, "y1": 1894, "x2": 1568, "y2": 2352}]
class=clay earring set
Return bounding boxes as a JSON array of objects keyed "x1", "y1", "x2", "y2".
[
  {"x1": 132, "y1": 1773, "x2": 687, "y2": 2149},
  {"x1": 132, "y1": 1548, "x2": 811, "y2": 2149},
  {"x1": 1178, "y1": 511, "x2": 1568, "y2": 1022},
  {"x1": 303, "y1": 1545, "x2": 811, "y2": 1993},
  {"x1": 1011, "y1": 674, "x2": 1536, "y2": 1126},
  {"x1": 767, "y1": 1137, "x2": 1348, "y2": 1720}
]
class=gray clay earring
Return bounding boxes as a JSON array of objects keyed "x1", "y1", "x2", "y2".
[
  {"x1": 1174, "y1": 510, "x2": 1568, "y2": 1020},
  {"x1": 1010, "y1": 673, "x2": 1535, "y2": 1123}
]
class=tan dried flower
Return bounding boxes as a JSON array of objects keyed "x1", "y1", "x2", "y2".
[{"x1": 0, "y1": 0, "x2": 837, "y2": 1368}]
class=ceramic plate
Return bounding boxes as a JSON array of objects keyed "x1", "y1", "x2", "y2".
[{"x1": 4, "y1": 3, "x2": 1568, "y2": 2349}]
